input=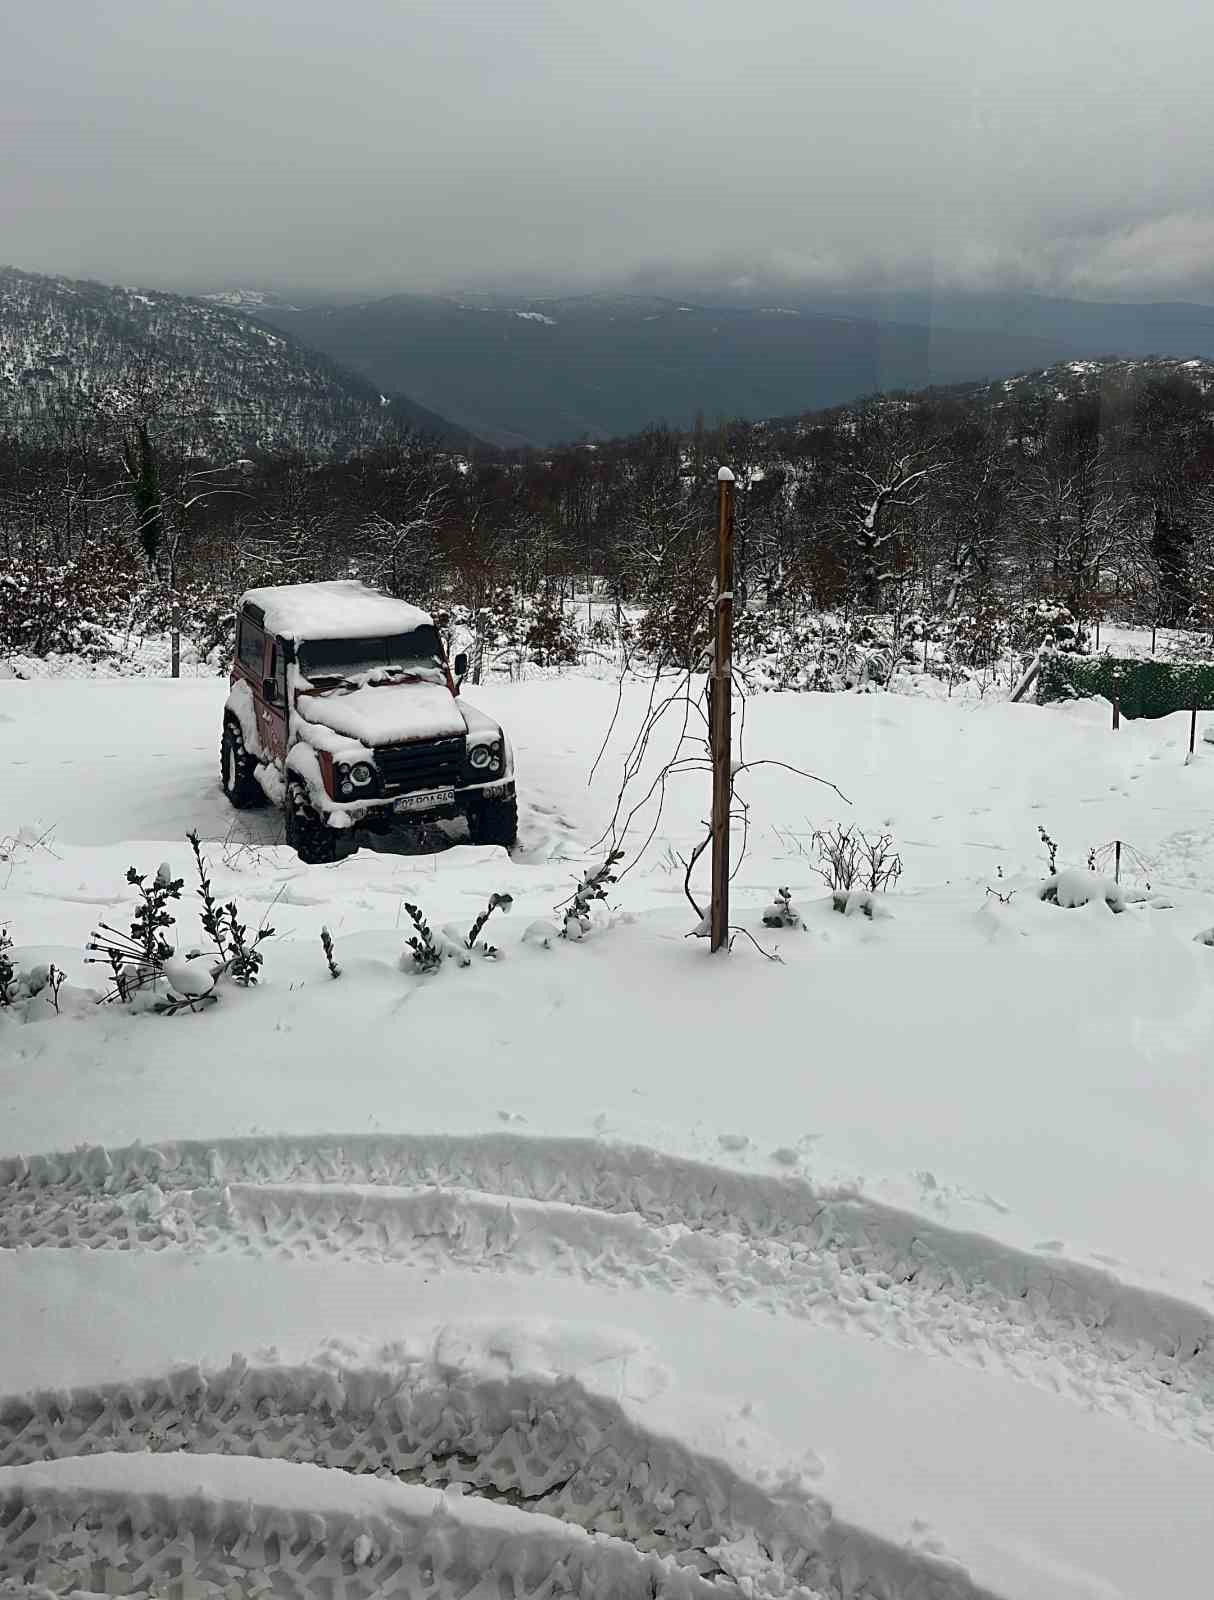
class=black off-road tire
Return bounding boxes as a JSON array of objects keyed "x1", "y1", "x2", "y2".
[
  {"x1": 285, "y1": 780, "x2": 339, "y2": 865},
  {"x1": 469, "y1": 791, "x2": 518, "y2": 849},
  {"x1": 220, "y1": 721, "x2": 266, "y2": 810}
]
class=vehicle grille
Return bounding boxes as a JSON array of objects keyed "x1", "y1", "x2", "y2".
[{"x1": 376, "y1": 735, "x2": 464, "y2": 795}]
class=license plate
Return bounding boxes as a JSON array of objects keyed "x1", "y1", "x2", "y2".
[{"x1": 394, "y1": 787, "x2": 455, "y2": 815}]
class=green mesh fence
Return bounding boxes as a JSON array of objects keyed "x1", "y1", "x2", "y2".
[{"x1": 1036, "y1": 653, "x2": 1214, "y2": 719}]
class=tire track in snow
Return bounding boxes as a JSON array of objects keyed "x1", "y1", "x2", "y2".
[
  {"x1": 3, "y1": 1134, "x2": 1213, "y2": 1456},
  {"x1": 0, "y1": 1453, "x2": 743, "y2": 1600},
  {"x1": 200, "y1": 1181, "x2": 1214, "y2": 1450},
  {"x1": 0, "y1": 1339, "x2": 1006, "y2": 1600},
  {"x1": 0, "y1": 1333, "x2": 844, "y2": 1597}
]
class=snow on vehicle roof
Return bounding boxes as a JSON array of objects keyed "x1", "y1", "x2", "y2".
[{"x1": 240, "y1": 582, "x2": 434, "y2": 642}]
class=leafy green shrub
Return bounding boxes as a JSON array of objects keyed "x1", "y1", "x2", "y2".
[{"x1": 403, "y1": 903, "x2": 443, "y2": 972}]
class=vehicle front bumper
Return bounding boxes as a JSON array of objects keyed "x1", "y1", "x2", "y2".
[{"x1": 323, "y1": 777, "x2": 515, "y2": 830}]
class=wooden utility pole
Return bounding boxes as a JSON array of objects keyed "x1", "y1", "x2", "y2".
[
  {"x1": 710, "y1": 467, "x2": 736, "y2": 952},
  {"x1": 169, "y1": 544, "x2": 181, "y2": 680}
]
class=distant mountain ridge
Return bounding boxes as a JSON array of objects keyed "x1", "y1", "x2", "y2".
[
  {"x1": 15, "y1": 265, "x2": 1214, "y2": 460},
  {"x1": 0, "y1": 267, "x2": 474, "y2": 453},
  {"x1": 250, "y1": 290, "x2": 1082, "y2": 448},
  {"x1": 783, "y1": 289, "x2": 1214, "y2": 364}
]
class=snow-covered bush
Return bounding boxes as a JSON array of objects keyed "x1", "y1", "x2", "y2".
[
  {"x1": 734, "y1": 607, "x2": 955, "y2": 695},
  {"x1": 761, "y1": 887, "x2": 801, "y2": 928},
  {"x1": 1014, "y1": 599, "x2": 1083, "y2": 654},
  {"x1": 188, "y1": 591, "x2": 238, "y2": 667},
  {"x1": 948, "y1": 592, "x2": 1012, "y2": 669},
  {"x1": 187, "y1": 831, "x2": 273, "y2": 987},
  {"x1": 631, "y1": 566, "x2": 711, "y2": 670},
  {"x1": 86, "y1": 837, "x2": 273, "y2": 1012},
  {"x1": 401, "y1": 893, "x2": 514, "y2": 970},
  {"x1": 0, "y1": 938, "x2": 77, "y2": 1021},
  {"x1": 440, "y1": 591, "x2": 524, "y2": 670},
  {"x1": 560, "y1": 849, "x2": 624, "y2": 940},
  {"x1": 1038, "y1": 869, "x2": 1127, "y2": 912},
  {"x1": 524, "y1": 591, "x2": 581, "y2": 666},
  {"x1": 0, "y1": 927, "x2": 16, "y2": 1007},
  {"x1": 0, "y1": 541, "x2": 139, "y2": 660},
  {"x1": 585, "y1": 612, "x2": 626, "y2": 650},
  {"x1": 830, "y1": 888, "x2": 893, "y2": 920},
  {"x1": 87, "y1": 862, "x2": 184, "y2": 1004},
  {"x1": 736, "y1": 612, "x2": 874, "y2": 693}
]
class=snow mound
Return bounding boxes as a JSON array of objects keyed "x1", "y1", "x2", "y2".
[{"x1": 1038, "y1": 869, "x2": 1126, "y2": 911}]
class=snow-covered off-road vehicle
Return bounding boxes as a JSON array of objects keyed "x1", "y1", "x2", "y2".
[{"x1": 220, "y1": 581, "x2": 517, "y2": 862}]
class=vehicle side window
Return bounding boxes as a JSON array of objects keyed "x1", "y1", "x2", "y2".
[
  {"x1": 269, "y1": 641, "x2": 288, "y2": 703},
  {"x1": 237, "y1": 617, "x2": 264, "y2": 674}
]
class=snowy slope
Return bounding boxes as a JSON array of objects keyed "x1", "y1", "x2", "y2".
[{"x1": 3, "y1": 676, "x2": 1214, "y2": 1598}]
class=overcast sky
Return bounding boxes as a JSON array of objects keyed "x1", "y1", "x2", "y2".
[{"x1": 4, "y1": 0, "x2": 1214, "y2": 302}]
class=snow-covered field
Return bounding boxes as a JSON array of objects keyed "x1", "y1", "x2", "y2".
[{"x1": 3, "y1": 674, "x2": 1214, "y2": 1598}]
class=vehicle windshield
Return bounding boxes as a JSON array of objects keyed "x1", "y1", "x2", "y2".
[{"x1": 297, "y1": 626, "x2": 445, "y2": 684}]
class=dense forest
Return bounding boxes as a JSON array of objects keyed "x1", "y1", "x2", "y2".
[{"x1": 4, "y1": 353, "x2": 1214, "y2": 684}]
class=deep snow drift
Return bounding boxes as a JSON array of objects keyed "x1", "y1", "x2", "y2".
[{"x1": 3, "y1": 674, "x2": 1214, "y2": 1599}]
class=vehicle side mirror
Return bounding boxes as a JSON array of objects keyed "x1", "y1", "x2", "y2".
[
  {"x1": 453, "y1": 652, "x2": 469, "y2": 681},
  {"x1": 262, "y1": 676, "x2": 279, "y2": 704}
]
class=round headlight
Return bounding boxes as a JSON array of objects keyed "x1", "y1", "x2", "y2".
[
  {"x1": 348, "y1": 762, "x2": 375, "y2": 788},
  {"x1": 469, "y1": 744, "x2": 492, "y2": 770}
]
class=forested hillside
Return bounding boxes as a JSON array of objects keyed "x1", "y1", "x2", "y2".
[
  {"x1": 0, "y1": 267, "x2": 470, "y2": 455},
  {"x1": 4, "y1": 348, "x2": 1214, "y2": 686}
]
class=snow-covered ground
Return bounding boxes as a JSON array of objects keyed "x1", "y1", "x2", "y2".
[{"x1": 3, "y1": 675, "x2": 1214, "y2": 1598}]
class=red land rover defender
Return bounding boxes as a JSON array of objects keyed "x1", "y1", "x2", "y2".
[{"x1": 220, "y1": 581, "x2": 517, "y2": 862}]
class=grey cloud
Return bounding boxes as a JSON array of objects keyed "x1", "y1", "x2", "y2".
[{"x1": 3, "y1": 0, "x2": 1214, "y2": 301}]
